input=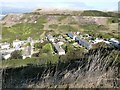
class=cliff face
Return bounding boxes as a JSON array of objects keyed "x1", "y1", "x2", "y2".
[
  {"x1": 2, "y1": 48, "x2": 120, "y2": 88},
  {"x1": 1, "y1": 14, "x2": 40, "y2": 27}
]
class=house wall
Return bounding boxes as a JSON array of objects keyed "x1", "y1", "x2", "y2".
[{"x1": 1, "y1": 44, "x2": 10, "y2": 49}]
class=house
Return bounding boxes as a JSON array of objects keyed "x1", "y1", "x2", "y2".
[
  {"x1": 2, "y1": 53, "x2": 11, "y2": 60},
  {"x1": 1, "y1": 48, "x2": 15, "y2": 54},
  {"x1": 57, "y1": 42, "x2": 64, "y2": 46},
  {"x1": 109, "y1": 38, "x2": 120, "y2": 49},
  {"x1": 75, "y1": 37, "x2": 92, "y2": 49},
  {"x1": 22, "y1": 46, "x2": 32, "y2": 59},
  {"x1": 1, "y1": 48, "x2": 16, "y2": 60},
  {"x1": 1, "y1": 42, "x2": 10, "y2": 50},
  {"x1": 47, "y1": 35, "x2": 55, "y2": 42},
  {"x1": 13, "y1": 40, "x2": 24, "y2": 49},
  {"x1": 109, "y1": 38, "x2": 119, "y2": 44},
  {"x1": 92, "y1": 38, "x2": 104, "y2": 44},
  {"x1": 67, "y1": 32, "x2": 76, "y2": 40},
  {"x1": 27, "y1": 37, "x2": 33, "y2": 42},
  {"x1": 76, "y1": 32, "x2": 80, "y2": 35},
  {"x1": 53, "y1": 43, "x2": 65, "y2": 55}
]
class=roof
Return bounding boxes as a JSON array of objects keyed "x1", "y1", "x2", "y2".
[
  {"x1": 109, "y1": 38, "x2": 119, "y2": 44},
  {"x1": 13, "y1": 40, "x2": 20, "y2": 42},
  {"x1": 1, "y1": 42, "x2": 10, "y2": 46},
  {"x1": 47, "y1": 35, "x2": 54, "y2": 40},
  {"x1": 23, "y1": 46, "x2": 31, "y2": 56},
  {"x1": 53, "y1": 43, "x2": 65, "y2": 53},
  {"x1": 67, "y1": 32, "x2": 73, "y2": 37},
  {"x1": 76, "y1": 36, "x2": 90, "y2": 44}
]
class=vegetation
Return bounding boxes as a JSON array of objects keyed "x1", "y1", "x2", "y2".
[
  {"x1": 1, "y1": 46, "x2": 120, "y2": 68},
  {"x1": 2, "y1": 15, "x2": 47, "y2": 42},
  {"x1": 58, "y1": 16, "x2": 67, "y2": 21},
  {"x1": 49, "y1": 24, "x2": 58, "y2": 29},
  {"x1": 42, "y1": 43, "x2": 54, "y2": 54},
  {"x1": 108, "y1": 17, "x2": 119, "y2": 23},
  {"x1": 10, "y1": 50, "x2": 22, "y2": 59},
  {"x1": 1, "y1": 57, "x2": 41, "y2": 68},
  {"x1": 80, "y1": 24, "x2": 108, "y2": 31},
  {"x1": 58, "y1": 25, "x2": 78, "y2": 32},
  {"x1": 81, "y1": 10, "x2": 120, "y2": 17}
]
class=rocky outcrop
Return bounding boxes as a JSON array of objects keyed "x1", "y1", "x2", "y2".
[{"x1": 1, "y1": 14, "x2": 40, "y2": 27}]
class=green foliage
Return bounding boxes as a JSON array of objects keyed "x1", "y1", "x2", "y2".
[
  {"x1": 34, "y1": 42, "x2": 42, "y2": 49},
  {"x1": 80, "y1": 24, "x2": 107, "y2": 31},
  {"x1": 37, "y1": 15, "x2": 47, "y2": 24},
  {"x1": 42, "y1": 43, "x2": 54, "y2": 54},
  {"x1": 81, "y1": 10, "x2": 119, "y2": 17},
  {"x1": 1, "y1": 46, "x2": 120, "y2": 68},
  {"x1": 39, "y1": 53, "x2": 59, "y2": 64},
  {"x1": 66, "y1": 44, "x2": 74, "y2": 53},
  {"x1": 58, "y1": 16, "x2": 67, "y2": 21},
  {"x1": 2, "y1": 15, "x2": 47, "y2": 42},
  {"x1": 92, "y1": 42, "x2": 112, "y2": 49},
  {"x1": 10, "y1": 50, "x2": 22, "y2": 59},
  {"x1": 1, "y1": 57, "x2": 41, "y2": 68},
  {"x1": 25, "y1": 42, "x2": 31, "y2": 46},
  {"x1": 58, "y1": 25, "x2": 78, "y2": 32},
  {"x1": 49, "y1": 24, "x2": 58, "y2": 29},
  {"x1": 108, "y1": 17, "x2": 119, "y2": 23}
]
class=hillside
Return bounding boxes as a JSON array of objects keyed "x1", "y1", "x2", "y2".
[
  {"x1": 2, "y1": 48, "x2": 120, "y2": 88},
  {"x1": 1, "y1": 9, "x2": 120, "y2": 89},
  {"x1": 1, "y1": 9, "x2": 120, "y2": 42}
]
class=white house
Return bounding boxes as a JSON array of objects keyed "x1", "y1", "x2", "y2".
[
  {"x1": 13, "y1": 40, "x2": 22, "y2": 49},
  {"x1": 109, "y1": 38, "x2": 120, "y2": 49},
  {"x1": 3, "y1": 54, "x2": 11, "y2": 60},
  {"x1": 1, "y1": 42, "x2": 10, "y2": 50},
  {"x1": 27, "y1": 37, "x2": 33, "y2": 42},
  {"x1": 93, "y1": 38, "x2": 104, "y2": 44},
  {"x1": 109, "y1": 38, "x2": 119, "y2": 44}
]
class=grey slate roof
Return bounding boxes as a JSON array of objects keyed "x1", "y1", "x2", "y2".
[{"x1": 53, "y1": 43, "x2": 65, "y2": 53}]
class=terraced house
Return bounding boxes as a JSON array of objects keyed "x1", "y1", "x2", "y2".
[
  {"x1": 75, "y1": 36, "x2": 92, "y2": 50},
  {"x1": 67, "y1": 32, "x2": 76, "y2": 40},
  {"x1": 53, "y1": 43, "x2": 65, "y2": 55}
]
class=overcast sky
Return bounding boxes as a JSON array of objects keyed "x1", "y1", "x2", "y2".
[{"x1": 0, "y1": 0, "x2": 119, "y2": 11}]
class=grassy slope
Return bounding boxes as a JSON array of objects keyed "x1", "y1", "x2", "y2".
[
  {"x1": 2, "y1": 10, "x2": 120, "y2": 42},
  {"x1": 2, "y1": 15, "x2": 46, "y2": 42}
]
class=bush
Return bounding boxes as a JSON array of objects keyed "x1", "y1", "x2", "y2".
[{"x1": 10, "y1": 50, "x2": 22, "y2": 59}]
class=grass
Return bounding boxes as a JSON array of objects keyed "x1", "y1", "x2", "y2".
[
  {"x1": 49, "y1": 24, "x2": 58, "y2": 29},
  {"x1": 80, "y1": 24, "x2": 107, "y2": 31},
  {"x1": 58, "y1": 25, "x2": 78, "y2": 33},
  {"x1": 1, "y1": 54, "x2": 59, "y2": 68},
  {"x1": 42, "y1": 43, "x2": 54, "y2": 54},
  {"x1": 58, "y1": 16, "x2": 67, "y2": 21},
  {"x1": 2, "y1": 15, "x2": 47, "y2": 42},
  {"x1": 3, "y1": 23, "x2": 44, "y2": 42},
  {"x1": 1, "y1": 57, "x2": 41, "y2": 68}
]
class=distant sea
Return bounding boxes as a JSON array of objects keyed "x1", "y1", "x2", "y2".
[{"x1": 0, "y1": 7, "x2": 33, "y2": 20}]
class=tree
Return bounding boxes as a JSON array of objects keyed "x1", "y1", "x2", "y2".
[
  {"x1": 10, "y1": 50, "x2": 22, "y2": 59},
  {"x1": 34, "y1": 43, "x2": 42, "y2": 49}
]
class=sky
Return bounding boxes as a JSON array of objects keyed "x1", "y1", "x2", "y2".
[{"x1": 0, "y1": 0, "x2": 119, "y2": 12}]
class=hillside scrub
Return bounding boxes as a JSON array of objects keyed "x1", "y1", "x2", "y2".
[
  {"x1": 2, "y1": 47, "x2": 120, "y2": 88},
  {"x1": 81, "y1": 10, "x2": 119, "y2": 17}
]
